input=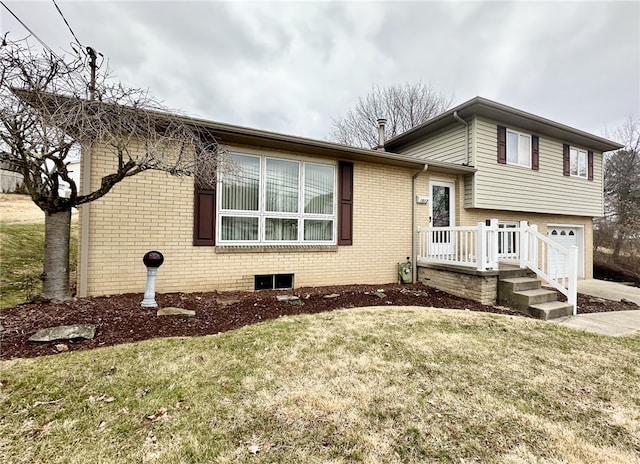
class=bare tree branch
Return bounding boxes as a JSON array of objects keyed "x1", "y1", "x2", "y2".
[
  {"x1": 329, "y1": 82, "x2": 453, "y2": 149},
  {"x1": 596, "y1": 117, "x2": 640, "y2": 260},
  {"x1": 0, "y1": 37, "x2": 225, "y2": 301}
]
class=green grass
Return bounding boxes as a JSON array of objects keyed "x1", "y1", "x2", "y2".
[
  {"x1": 0, "y1": 221, "x2": 78, "y2": 308},
  {"x1": 1, "y1": 308, "x2": 639, "y2": 463}
]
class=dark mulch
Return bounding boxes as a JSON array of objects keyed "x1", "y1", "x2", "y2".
[{"x1": 1, "y1": 283, "x2": 637, "y2": 360}]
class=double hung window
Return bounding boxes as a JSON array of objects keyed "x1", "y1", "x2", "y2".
[
  {"x1": 569, "y1": 147, "x2": 587, "y2": 178},
  {"x1": 506, "y1": 129, "x2": 531, "y2": 167},
  {"x1": 219, "y1": 153, "x2": 336, "y2": 244}
]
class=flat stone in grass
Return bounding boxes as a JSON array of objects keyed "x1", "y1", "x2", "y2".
[
  {"x1": 29, "y1": 324, "x2": 96, "y2": 342},
  {"x1": 156, "y1": 307, "x2": 196, "y2": 317}
]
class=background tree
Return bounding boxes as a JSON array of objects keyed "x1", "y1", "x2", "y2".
[
  {"x1": 0, "y1": 38, "x2": 222, "y2": 301},
  {"x1": 330, "y1": 82, "x2": 453, "y2": 149},
  {"x1": 595, "y1": 117, "x2": 640, "y2": 261}
]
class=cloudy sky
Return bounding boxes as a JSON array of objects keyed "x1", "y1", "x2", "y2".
[{"x1": 2, "y1": 0, "x2": 639, "y2": 142}]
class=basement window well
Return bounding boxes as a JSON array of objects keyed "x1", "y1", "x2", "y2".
[{"x1": 254, "y1": 274, "x2": 294, "y2": 290}]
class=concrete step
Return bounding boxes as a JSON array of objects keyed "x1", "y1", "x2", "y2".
[
  {"x1": 498, "y1": 267, "x2": 536, "y2": 279},
  {"x1": 499, "y1": 277, "x2": 541, "y2": 292},
  {"x1": 509, "y1": 288, "x2": 557, "y2": 311},
  {"x1": 527, "y1": 301, "x2": 574, "y2": 320}
]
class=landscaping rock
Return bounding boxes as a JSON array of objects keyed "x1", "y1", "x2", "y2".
[
  {"x1": 375, "y1": 291, "x2": 387, "y2": 299},
  {"x1": 29, "y1": 324, "x2": 96, "y2": 342},
  {"x1": 216, "y1": 298, "x2": 241, "y2": 306},
  {"x1": 55, "y1": 343, "x2": 69, "y2": 352},
  {"x1": 156, "y1": 307, "x2": 196, "y2": 317},
  {"x1": 621, "y1": 298, "x2": 638, "y2": 306},
  {"x1": 276, "y1": 295, "x2": 299, "y2": 302},
  {"x1": 324, "y1": 293, "x2": 340, "y2": 299}
]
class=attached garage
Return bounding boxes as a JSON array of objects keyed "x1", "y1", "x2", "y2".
[{"x1": 547, "y1": 225, "x2": 584, "y2": 278}]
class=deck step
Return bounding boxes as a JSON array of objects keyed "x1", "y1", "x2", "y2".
[
  {"x1": 508, "y1": 288, "x2": 558, "y2": 311},
  {"x1": 497, "y1": 268, "x2": 574, "y2": 320},
  {"x1": 498, "y1": 268, "x2": 537, "y2": 279},
  {"x1": 527, "y1": 301, "x2": 574, "y2": 320},
  {"x1": 499, "y1": 277, "x2": 541, "y2": 292}
]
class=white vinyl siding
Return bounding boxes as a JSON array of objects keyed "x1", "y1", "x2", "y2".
[
  {"x1": 393, "y1": 123, "x2": 470, "y2": 164},
  {"x1": 469, "y1": 117, "x2": 603, "y2": 216}
]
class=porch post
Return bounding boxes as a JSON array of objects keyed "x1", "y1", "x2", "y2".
[
  {"x1": 568, "y1": 245, "x2": 578, "y2": 315},
  {"x1": 489, "y1": 219, "x2": 499, "y2": 268},
  {"x1": 519, "y1": 220, "x2": 529, "y2": 269},
  {"x1": 476, "y1": 222, "x2": 487, "y2": 271},
  {"x1": 530, "y1": 223, "x2": 539, "y2": 269}
]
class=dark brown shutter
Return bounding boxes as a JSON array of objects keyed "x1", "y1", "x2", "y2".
[
  {"x1": 497, "y1": 126, "x2": 506, "y2": 164},
  {"x1": 587, "y1": 150, "x2": 594, "y2": 181},
  {"x1": 531, "y1": 135, "x2": 539, "y2": 171},
  {"x1": 338, "y1": 161, "x2": 353, "y2": 246},
  {"x1": 562, "y1": 144, "x2": 570, "y2": 176},
  {"x1": 194, "y1": 188, "x2": 216, "y2": 246}
]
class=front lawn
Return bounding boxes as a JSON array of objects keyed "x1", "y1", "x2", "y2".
[
  {"x1": 1, "y1": 307, "x2": 638, "y2": 463},
  {"x1": 0, "y1": 221, "x2": 78, "y2": 309}
]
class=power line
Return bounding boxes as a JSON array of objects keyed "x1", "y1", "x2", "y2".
[
  {"x1": 51, "y1": 0, "x2": 82, "y2": 47},
  {"x1": 0, "y1": 0, "x2": 57, "y2": 56}
]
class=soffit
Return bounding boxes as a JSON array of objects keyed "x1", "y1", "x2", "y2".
[{"x1": 385, "y1": 97, "x2": 623, "y2": 153}]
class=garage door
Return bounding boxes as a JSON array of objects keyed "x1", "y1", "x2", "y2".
[{"x1": 547, "y1": 226, "x2": 583, "y2": 279}]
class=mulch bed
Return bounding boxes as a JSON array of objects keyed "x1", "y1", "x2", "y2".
[{"x1": 1, "y1": 283, "x2": 637, "y2": 360}]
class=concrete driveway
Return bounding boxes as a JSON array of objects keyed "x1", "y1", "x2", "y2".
[
  {"x1": 553, "y1": 280, "x2": 640, "y2": 336},
  {"x1": 578, "y1": 279, "x2": 640, "y2": 306}
]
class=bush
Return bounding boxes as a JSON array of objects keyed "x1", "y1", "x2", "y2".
[{"x1": 593, "y1": 250, "x2": 640, "y2": 287}]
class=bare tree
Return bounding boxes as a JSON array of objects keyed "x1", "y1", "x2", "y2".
[
  {"x1": 330, "y1": 82, "x2": 453, "y2": 149},
  {"x1": 0, "y1": 39, "x2": 222, "y2": 301},
  {"x1": 597, "y1": 117, "x2": 640, "y2": 260}
]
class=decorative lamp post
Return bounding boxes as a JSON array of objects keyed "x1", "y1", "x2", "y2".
[{"x1": 141, "y1": 251, "x2": 164, "y2": 308}]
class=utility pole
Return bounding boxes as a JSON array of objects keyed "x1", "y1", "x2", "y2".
[
  {"x1": 86, "y1": 46, "x2": 97, "y2": 101},
  {"x1": 80, "y1": 45, "x2": 98, "y2": 298}
]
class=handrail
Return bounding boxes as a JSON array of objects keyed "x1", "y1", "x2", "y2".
[
  {"x1": 417, "y1": 220, "x2": 578, "y2": 314},
  {"x1": 519, "y1": 222, "x2": 577, "y2": 313}
]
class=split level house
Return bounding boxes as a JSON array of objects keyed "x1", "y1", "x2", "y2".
[{"x1": 77, "y1": 97, "x2": 622, "y2": 318}]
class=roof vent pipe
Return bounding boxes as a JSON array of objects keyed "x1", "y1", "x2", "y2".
[{"x1": 376, "y1": 118, "x2": 387, "y2": 151}]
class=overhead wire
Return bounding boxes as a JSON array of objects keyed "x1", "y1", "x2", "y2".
[
  {"x1": 51, "y1": 0, "x2": 82, "y2": 48},
  {"x1": 0, "y1": 0, "x2": 58, "y2": 56}
]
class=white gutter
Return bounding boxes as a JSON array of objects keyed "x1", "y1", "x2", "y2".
[
  {"x1": 453, "y1": 111, "x2": 470, "y2": 165},
  {"x1": 411, "y1": 164, "x2": 429, "y2": 283}
]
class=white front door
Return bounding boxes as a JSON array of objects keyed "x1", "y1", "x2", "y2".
[
  {"x1": 547, "y1": 226, "x2": 584, "y2": 278},
  {"x1": 429, "y1": 180, "x2": 455, "y2": 256}
]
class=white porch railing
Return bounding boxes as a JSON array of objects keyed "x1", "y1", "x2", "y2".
[{"x1": 417, "y1": 219, "x2": 578, "y2": 314}]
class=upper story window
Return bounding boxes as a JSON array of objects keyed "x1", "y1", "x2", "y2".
[
  {"x1": 218, "y1": 153, "x2": 336, "y2": 244},
  {"x1": 562, "y1": 144, "x2": 593, "y2": 181},
  {"x1": 569, "y1": 147, "x2": 587, "y2": 178},
  {"x1": 506, "y1": 130, "x2": 531, "y2": 167},
  {"x1": 497, "y1": 126, "x2": 539, "y2": 171}
]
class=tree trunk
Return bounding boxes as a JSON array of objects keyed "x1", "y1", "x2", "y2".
[{"x1": 41, "y1": 208, "x2": 72, "y2": 301}]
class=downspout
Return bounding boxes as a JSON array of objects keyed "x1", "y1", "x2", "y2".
[
  {"x1": 412, "y1": 164, "x2": 429, "y2": 283},
  {"x1": 453, "y1": 111, "x2": 470, "y2": 165},
  {"x1": 78, "y1": 142, "x2": 91, "y2": 297}
]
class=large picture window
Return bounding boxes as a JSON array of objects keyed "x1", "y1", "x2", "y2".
[{"x1": 219, "y1": 154, "x2": 336, "y2": 244}]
